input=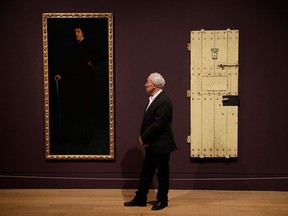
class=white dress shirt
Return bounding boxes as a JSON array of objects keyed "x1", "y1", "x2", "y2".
[{"x1": 146, "y1": 89, "x2": 163, "y2": 111}]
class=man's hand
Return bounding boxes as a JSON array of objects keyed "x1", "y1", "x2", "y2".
[{"x1": 139, "y1": 137, "x2": 149, "y2": 147}]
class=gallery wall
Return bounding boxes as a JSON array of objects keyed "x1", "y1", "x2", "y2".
[{"x1": 0, "y1": 0, "x2": 288, "y2": 190}]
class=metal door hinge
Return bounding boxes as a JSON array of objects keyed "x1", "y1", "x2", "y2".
[
  {"x1": 187, "y1": 43, "x2": 191, "y2": 51},
  {"x1": 187, "y1": 90, "x2": 191, "y2": 97}
]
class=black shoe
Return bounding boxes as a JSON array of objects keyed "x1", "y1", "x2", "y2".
[
  {"x1": 151, "y1": 200, "x2": 168, "y2": 210},
  {"x1": 124, "y1": 199, "x2": 146, "y2": 207}
]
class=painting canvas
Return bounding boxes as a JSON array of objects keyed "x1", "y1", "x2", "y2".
[{"x1": 42, "y1": 13, "x2": 114, "y2": 160}]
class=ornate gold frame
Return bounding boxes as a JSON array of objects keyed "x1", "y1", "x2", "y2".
[{"x1": 42, "y1": 13, "x2": 114, "y2": 160}]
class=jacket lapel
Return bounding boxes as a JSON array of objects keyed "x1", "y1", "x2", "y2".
[{"x1": 145, "y1": 91, "x2": 163, "y2": 113}]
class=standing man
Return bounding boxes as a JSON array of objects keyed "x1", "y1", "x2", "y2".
[{"x1": 124, "y1": 72, "x2": 177, "y2": 210}]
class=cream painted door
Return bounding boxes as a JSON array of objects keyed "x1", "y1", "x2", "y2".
[{"x1": 188, "y1": 29, "x2": 239, "y2": 158}]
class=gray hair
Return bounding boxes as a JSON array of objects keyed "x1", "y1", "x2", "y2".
[{"x1": 150, "y1": 72, "x2": 165, "y2": 89}]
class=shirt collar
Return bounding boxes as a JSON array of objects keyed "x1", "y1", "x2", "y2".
[{"x1": 150, "y1": 89, "x2": 163, "y2": 101}]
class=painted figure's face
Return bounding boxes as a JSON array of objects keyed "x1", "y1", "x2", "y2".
[
  {"x1": 145, "y1": 75, "x2": 156, "y2": 95},
  {"x1": 74, "y1": 28, "x2": 84, "y2": 41}
]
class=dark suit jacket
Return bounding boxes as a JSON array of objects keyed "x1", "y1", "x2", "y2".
[{"x1": 140, "y1": 91, "x2": 177, "y2": 154}]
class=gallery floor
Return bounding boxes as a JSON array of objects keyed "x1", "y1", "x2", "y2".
[{"x1": 0, "y1": 189, "x2": 287, "y2": 216}]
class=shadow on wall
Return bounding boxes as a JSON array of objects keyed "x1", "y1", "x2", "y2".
[
  {"x1": 121, "y1": 147, "x2": 156, "y2": 201},
  {"x1": 121, "y1": 147, "x2": 144, "y2": 187}
]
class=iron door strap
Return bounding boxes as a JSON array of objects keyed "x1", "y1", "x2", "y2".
[
  {"x1": 218, "y1": 63, "x2": 239, "y2": 70},
  {"x1": 222, "y1": 95, "x2": 240, "y2": 106}
]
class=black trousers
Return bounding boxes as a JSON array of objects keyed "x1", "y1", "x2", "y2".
[{"x1": 135, "y1": 149, "x2": 170, "y2": 202}]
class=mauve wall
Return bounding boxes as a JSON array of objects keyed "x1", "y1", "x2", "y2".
[{"x1": 0, "y1": 0, "x2": 288, "y2": 190}]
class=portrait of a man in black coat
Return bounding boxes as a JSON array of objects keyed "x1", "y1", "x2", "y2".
[{"x1": 45, "y1": 16, "x2": 112, "y2": 158}]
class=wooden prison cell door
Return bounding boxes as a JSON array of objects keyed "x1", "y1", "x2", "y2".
[{"x1": 188, "y1": 29, "x2": 239, "y2": 158}]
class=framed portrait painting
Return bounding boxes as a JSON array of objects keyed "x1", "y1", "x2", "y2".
[{"x1": 42, "y1": 13, "x2": 114, "y2": 160}]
